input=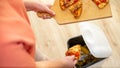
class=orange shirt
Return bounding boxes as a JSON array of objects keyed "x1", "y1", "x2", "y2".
[{"x1": 0, "y1": 0, "x2": 36, "y2": 67}]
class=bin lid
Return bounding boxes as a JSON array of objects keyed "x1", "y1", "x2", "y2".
[{"x1": 79, "y1": 22, "x2": 112, "y2": 58}]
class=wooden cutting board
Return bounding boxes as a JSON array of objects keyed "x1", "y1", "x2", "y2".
[{"x1": 51, "y1": 0, "x2": 112, "y2": 25}]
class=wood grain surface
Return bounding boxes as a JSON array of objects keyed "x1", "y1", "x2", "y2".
[
  {"x1": 51, "y1": 0, "x2": 112, "y2": 24},
  {"x1": 27, "y1": 0, "x2": 120, "y2": 67}
]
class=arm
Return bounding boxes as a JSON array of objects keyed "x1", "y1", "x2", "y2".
[
  {"x1": 36, "y1": 60, "x2": 65, "y2": 68},
  {"x1": 36, "y1": 56, "x2": 77, "y2": 68},
  {"x1": 0, "y1": 40, "x2": 76, "y2": 68},
  {"x1": 0, "y1": 42, "x2": 77, "y2": 68}
]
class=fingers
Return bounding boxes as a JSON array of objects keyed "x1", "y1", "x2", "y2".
[
  {"x1": 45, "y1": 7, "x2": 55, "y2": 16},
  {"x1": 67, "y1": 55, "x2": 77, "y2": 68},
  {"x1": 46, "y1": 4, "x2": 52, "y2": 8},
  {"x1": 34, "y1": 2, "x2": 55, "y2": 19},
  {"x1": 37, "y1": 12, "x2": 52, "y2": 19},
  {"x1": 74, "y1": 60, "x2": 77, "y2": 65},
  {"x1": 42, "y1": 14, "x2": 51, "y2": 19},
  {"x1": 71, "y1": 55, "x2": 77, "y2": 64},
  {"x1": 67, "y1": 55, "x2": 76, "y2": 60},
  {"x1": 37, "y1": 4, "x2": 55, "y2": 19},
  {"x1": 42, "y1": 4, "x2": 55, "y2": 16},
  {"x1": 70, "y1": 55, "x2": 76, "y2": 60},
  {"x1": 67, "y1": 55, "x2": 77, "y2": 64},
  {"x1": 63, "y1": 56, "x2": 77, "y2": 68}
]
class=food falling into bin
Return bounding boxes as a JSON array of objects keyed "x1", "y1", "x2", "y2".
[{"x1": 65, "y1": 44, "x2": 81, "y2": 60}]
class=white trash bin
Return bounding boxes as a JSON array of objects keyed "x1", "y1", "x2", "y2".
[{"x1": 67, "y1": 22, "x2": 112, "y2": 68}]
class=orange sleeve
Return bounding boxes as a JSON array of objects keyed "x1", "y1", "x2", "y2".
[
  {"x1": 0, "y1": 42, "x2": 36, "y2": 68},
  {"x1": 0, "y1": 0, "x2": 36, "y2": 67}
]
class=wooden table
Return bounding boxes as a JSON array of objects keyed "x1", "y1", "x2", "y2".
[{"x1": 27, "y1": 0, "x2": 120, "y2": 67}]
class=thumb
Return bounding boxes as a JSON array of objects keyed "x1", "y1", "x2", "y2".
[
  {"x1": 74, "y1": 60, "x2": 77, "y2": 64},
  {"x1": 70, "y1": 55, "x2": 77, "y2": 67},
  {"x1": 70, "y1": 55, "x2": 77, "y2": 64},
  {"x1": 47, "y1": 4, "x2": 52, "y2": 8},
  {"x1": 70, "y1": 55, "x2": 76, "y2": 60},
  {"x1": 45, "y1": 7, "x2": 55, "y2": 16}
]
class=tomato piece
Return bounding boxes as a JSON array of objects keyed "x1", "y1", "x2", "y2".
[
  {"x1": 100, "y1": 0, "x2": 106, "y2": 2},
  {"x1": 74, "y1": 0, "x2": 78, "y2": 2},
  {"x1": 75, "y1": 52, "x2": 80, "y2": 57}
]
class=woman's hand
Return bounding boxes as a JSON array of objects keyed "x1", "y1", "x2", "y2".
[
  {"x1": 36, "y1": 55, "x2": 77, "y2": 68},
  {"x1": 61, "y1": 55, "x2": 77, "y2": 68},
  {"x1": 24, "y1": 2, "x2": 55, "y2": 19}
]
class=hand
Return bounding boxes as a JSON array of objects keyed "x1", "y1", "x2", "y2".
[
  {"x1": 61, "y1": 55, "x2": 77, "y2": 68},
  {"x1": 36, "y1": 55, "x2": 77, "y2": 68},
  {"x1": 33, "y1": 2, "x2": 55, "y2": 19},
  {"x1": 24, "y1": 2, "x2": 55, "y2": 19}
]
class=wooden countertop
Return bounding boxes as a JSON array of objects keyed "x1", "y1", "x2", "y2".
[{"x1": 27, "y1": 0, "x2": 120, "y2": 67}]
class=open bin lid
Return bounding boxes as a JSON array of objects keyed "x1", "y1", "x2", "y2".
[{"x1": 79, "y1": 22, "x2": 112, "y2": 58}]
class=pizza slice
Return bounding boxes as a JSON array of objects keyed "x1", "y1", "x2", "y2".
[
  {"x1": 69, "y1": 1, "x2": 82, "y2": 19},
  {"x1": 92, "y1": 0, "x2": 109, "y2": 9},
  {"x1": 66, "y1": 44, "x2": 81, "y2": 60},
  {"x1": 59, "y1": 0, "x2": 79, "y2": 10},
  {"x1": 37, "y1": 12, "x2": 52, "y2": 18}
]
